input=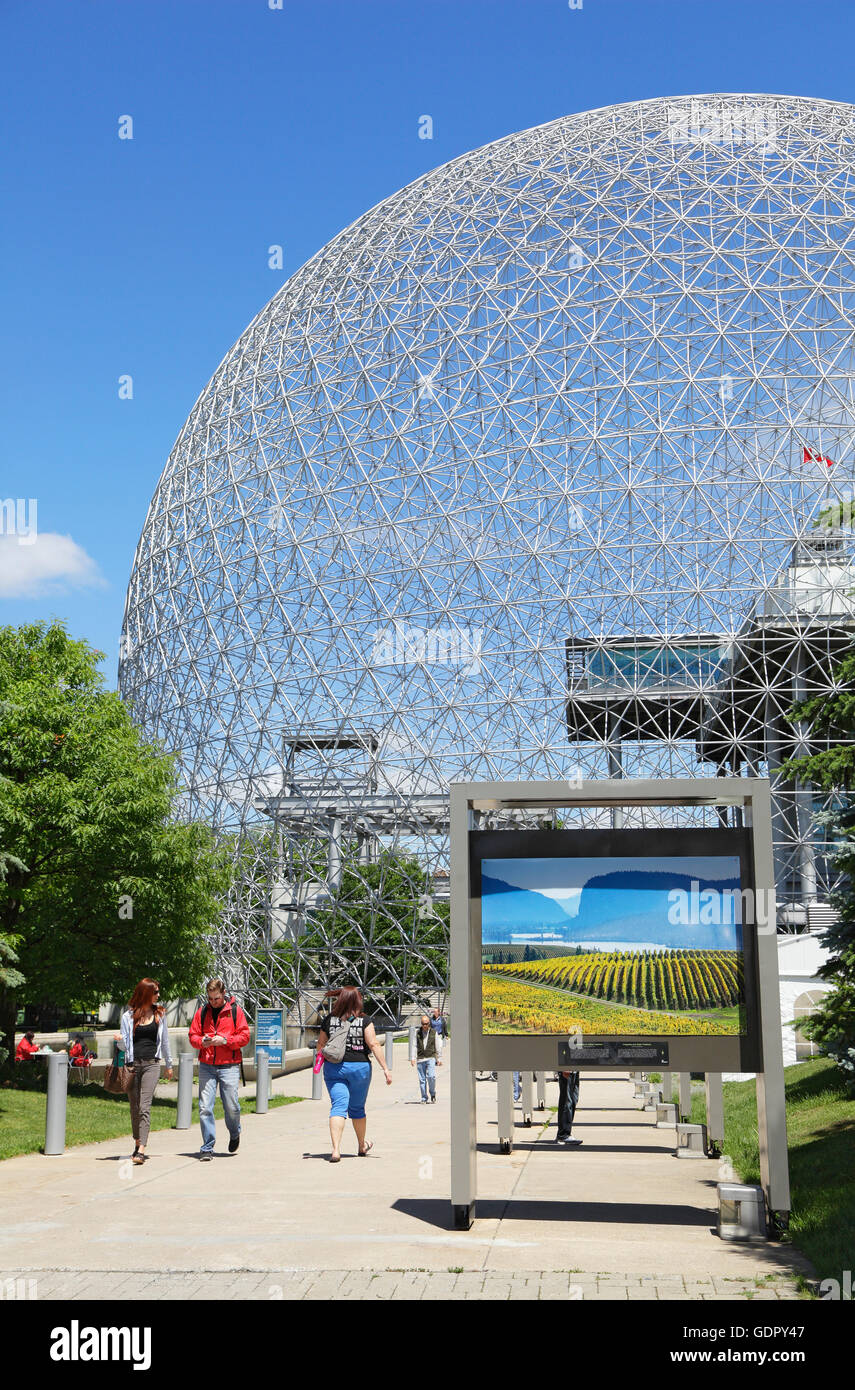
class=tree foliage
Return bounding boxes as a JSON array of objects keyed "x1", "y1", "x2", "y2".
[
  {"x1": 298, "y1": 844, "x2": 448, "y2": 1017},
  {"x1": 0, "y1": 621, "x2": 229, "y2": 1060},
  {"x1": 785, "y1": 537, "x2": 855, "y2": 1090}
]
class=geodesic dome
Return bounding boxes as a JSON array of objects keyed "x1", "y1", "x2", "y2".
[{"x1": 121, "y1": 93, "x2": 855, "y2": 1013}]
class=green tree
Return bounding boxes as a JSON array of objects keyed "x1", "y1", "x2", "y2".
[
  {"x1": 0, "y1": 621, "x2": 230, "y2": 1064},
  {"x1": 0, "y1": 852, "x2": 25, "y2": 1066},
  {"x1": 299, "y1": 845, "x2": 448, "y2": 1018},
  {"x1": 785, "y1": 534, "x2": 855, "y2": 1088}
]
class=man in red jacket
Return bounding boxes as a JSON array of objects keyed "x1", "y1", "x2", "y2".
[{"x1": 188, "y1": 977, "x2": 251, "y2": 1160}]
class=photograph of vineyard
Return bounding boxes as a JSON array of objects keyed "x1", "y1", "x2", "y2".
[{"x1": 480, "y1": 855, "x2": 746, "y2": 1035}]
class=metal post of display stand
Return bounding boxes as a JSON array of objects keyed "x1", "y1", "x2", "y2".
[
  {"x1": 520, "y1": 1071, "x2": 534, "y2": 1126},
  {"x1": 497, "y1": 1072, "x2": 514, "y2": 1152},
  {"x1": 705, "y1": 1073, "x2": 725, "y2": 1154},
  {"x1": 679, "y1": 1072, "x2": 692, "y2": 1122}
]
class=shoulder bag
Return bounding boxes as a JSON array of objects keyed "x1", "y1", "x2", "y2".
[{"x1": 104, "y1": 1057, "x2": 134, "y2": 1094}]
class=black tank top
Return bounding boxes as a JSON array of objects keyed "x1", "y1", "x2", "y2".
[{"x1": 134, "y1": 1017, "x2": 158, "y2": 1061}]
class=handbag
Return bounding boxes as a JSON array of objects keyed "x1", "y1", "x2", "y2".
[
  {"x1": 321, "y1": 1014, "x2": 356, "y2": 1064},
  {"x1": 104, "y1": 1059, "x2": 135, "y2": 1094}
]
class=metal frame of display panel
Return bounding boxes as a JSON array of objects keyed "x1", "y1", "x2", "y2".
[{"x1": 450, "y1": 778, "x2": 790, "y2": 1231}]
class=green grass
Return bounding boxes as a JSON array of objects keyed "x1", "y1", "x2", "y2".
[
  {"x1": 690, "y1": 1057, "x2": 854, "y2": 1284},
  {"x1": 0, "y1": 1083, "x2": 302, "y2": 1160}
]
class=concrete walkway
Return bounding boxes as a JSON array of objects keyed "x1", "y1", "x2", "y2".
[{"x1": 0, "y1": 1055, "x2": 812, "y2": 1300}]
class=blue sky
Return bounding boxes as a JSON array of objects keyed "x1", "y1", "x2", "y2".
[{"x1": 2, "y1": 0, "x2": 854, "y2": 684}]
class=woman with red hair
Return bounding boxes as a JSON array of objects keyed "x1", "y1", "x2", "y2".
[
  {"x1": 119, "y1": 979, "x2": 173, "y2": 1163},
  {"x1": 316, "y1": 986, "x2": 391, "y2": 1162}
]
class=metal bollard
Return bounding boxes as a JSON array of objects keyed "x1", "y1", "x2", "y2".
[
  {"x1": 408, "y1": 1026, "x2": 417, "y2": 1063},
  {"x1": 176, "y1": 1052, "x2": 194, "y2": 1129},
  {"x1": 44, "y1": 1051, "x2": 69, "y2": 1156},
  {"x1": 520, "y1": 1071, "x2": 534, "y2": 1125},
  {"x1": 312, "y1": 1055, "x2": 324, "y2": 1099},
  {"x1": 536, "y1": 1070, "x2": 546, "y2": 1110},
  {"x1": 704, "y1": 1072, "x2": 724, "y2": 1152},
  {"x1": 256, "y1": 1050, "x2": 269, "y2": 1114},
  {"x1": 385, "y1": 1030, "x2": 395, "y2": 1071},
  {"x1": 679, "y1": 1071, "x2": 692, "y2": 1122},
  {"x1": 497, "y1": 1071, "x2": 514, "y2": 1153}
]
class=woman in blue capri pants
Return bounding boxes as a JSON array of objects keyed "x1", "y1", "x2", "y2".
[{"x1": 316, "y1": 986, "x2": 392, "y2": 1162}]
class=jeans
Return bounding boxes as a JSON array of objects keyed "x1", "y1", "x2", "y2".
[
  {"x1": 198, "y1": 1063, "x2": 241, "y2": 1153},
  {"x1": 557, "y1": 1071, "x2": 580, "y2": 1140},
  {"x1": 417, "y1": 1058, "x2": 436, "y2": 1100},
  {"x1": 513, "y1": 1070, "x2": 521, "y2": 1101},
  {"x1": 324, "y1": 1060, "x2": 371, "y2": 1118}
]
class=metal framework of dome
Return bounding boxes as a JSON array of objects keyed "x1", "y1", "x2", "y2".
[{"x1": 120, "y1": 93, "x2": 855, "y2": 1018}]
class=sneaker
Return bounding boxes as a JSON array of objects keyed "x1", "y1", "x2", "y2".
[
  {"x1": 565, "y1": 1138, "x2": 583, "y2": 1147},
  {"x1": 228, "y1": 1134, "x2": 240, "y2": 1153},
  {"x1": 199, "y1": 1150, "x2": 213, "y2": 1161},
  {"x1": 430, "y1": 1095, "x2": 436, "y2": 1103}
]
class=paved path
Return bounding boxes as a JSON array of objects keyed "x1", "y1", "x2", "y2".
[{"x1": 0, "y1": 1055, "x2": 812, "y2": 1300}]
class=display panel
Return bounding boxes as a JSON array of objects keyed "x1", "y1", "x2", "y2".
[{"x1": 475, "y1": 830, "x2": 754, "y2": 1039}]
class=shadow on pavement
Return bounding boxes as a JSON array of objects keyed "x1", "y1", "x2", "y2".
[{"x1": 392, "y1": 1197, "x2": 715, "y2": 1229}]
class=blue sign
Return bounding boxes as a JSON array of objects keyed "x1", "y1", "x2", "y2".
[{"x1": 255, "y1": 1008, "x2": 285, "y2": 1068}]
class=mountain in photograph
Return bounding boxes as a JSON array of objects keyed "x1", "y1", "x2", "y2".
[{"x1": 481, "y1": 866, "x2": 741, "y2": 949}]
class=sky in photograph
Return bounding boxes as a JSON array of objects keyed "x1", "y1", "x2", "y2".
[
  {"x1": 3, "y1": 0, "x2": 855, "y2": 683},
  {"x1": 481, "y1": 855, "x2": 742, "y2": 948},
  {"x1": 482, "y1": 855, "x2": 742, "y2": 909}
]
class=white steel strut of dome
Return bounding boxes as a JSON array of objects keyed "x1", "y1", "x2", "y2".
[{"x1": 120, "y1": 93, "x2": 855, "y2": 1018}]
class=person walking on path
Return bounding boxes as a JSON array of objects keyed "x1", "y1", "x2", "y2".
[
  {"x1": 556, "y1": 1069, "x2": 582, "y2": 1146},
  {"x1": 429, "y1": 1007, "x2": 447, "y2": 1038},
  {"x1": 411, "y1": 1013, "x2": 442, "y2": 1102},
  {"x1": 120, "y1": 979, "x2": 173, "y2": 1164},
  {"x1": 188, "y1": 978, "x2": 250, "y2": 1161},
  {"x1": 316, "y1": 986, "x2": 391, "y2": 1162}
]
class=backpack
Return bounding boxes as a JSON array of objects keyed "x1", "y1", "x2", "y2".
[{"x1": 322, "y1": 1014, "x2": 360, "y2": 1063}]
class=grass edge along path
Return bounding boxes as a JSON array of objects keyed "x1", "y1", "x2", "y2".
[
  {"x1": 0, "y1": 1085, "x2": 302, "y2": 1161},
  {"x1": 690, "y1": 1057, "x2": 854, "y2": 1288}
]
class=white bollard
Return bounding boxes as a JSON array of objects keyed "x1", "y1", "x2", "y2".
[
  {"x1": 44, "y1": 1052, "x2": 69, "y2": 1156},
  {"x1": 497, "y1": 1072, "x2": 514, "y2": 1152},
  {"x1": 256, "y1": 1050, "x2": 270, "y2": 1114},
  {"x1": 176, "y1": 1052, "x2": 194, "y2": 1129}
]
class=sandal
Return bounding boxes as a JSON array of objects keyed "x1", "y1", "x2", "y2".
[
  {"x1": 358, "y1": 1141, "x2": 374, "y2": 1156},
  {"x1": 132, "y1": 1154, "x2": 145, "y2": 1165},
  {"x1": 329, "y1": 1154, "x2": 341, "y2": 1163}
]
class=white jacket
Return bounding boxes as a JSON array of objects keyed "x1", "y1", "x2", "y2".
[{"x1": 120, "y1": 1009, "x2": 172, "y2": 1066}]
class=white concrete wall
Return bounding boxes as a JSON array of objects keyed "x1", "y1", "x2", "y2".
[
  {"x1": 723, "y1": 930, "x2": 832, "y2": 1081},
  {"x1": 777, "y1": 931, "x2": 833, "y2": 1067}
]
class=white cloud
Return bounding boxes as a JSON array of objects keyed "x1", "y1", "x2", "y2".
[{"x1": 0, "y1": 533, "x2": 105, "y2": 598}]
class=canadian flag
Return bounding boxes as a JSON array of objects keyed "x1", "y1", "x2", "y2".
[{"x1": 804, "y1": 445, "x2": 835, "y2": 469}]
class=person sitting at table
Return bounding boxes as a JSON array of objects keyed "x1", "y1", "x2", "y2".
[
  {"x1": 69, "y1": 1034, "x2": 95, "y2": 1068},
  {"x1": 15, "y1": 1031, "x2": 39, "y2": 1060}
]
